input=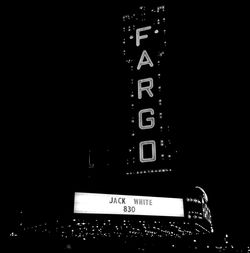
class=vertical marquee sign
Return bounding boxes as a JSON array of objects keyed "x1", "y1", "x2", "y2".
[{"x1": 122, "y1": 5, "x2": 174, "y2": 175}]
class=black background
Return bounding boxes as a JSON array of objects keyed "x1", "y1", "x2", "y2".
[{"x1": 3, "y1": 0, "x2": 249, "y2": 243}]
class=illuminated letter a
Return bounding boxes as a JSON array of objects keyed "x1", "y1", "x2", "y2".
[{"x1": 137, "y1": 50, "x2": 154, "y2": 70}]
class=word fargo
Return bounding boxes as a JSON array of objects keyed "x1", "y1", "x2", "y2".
[
  {"x1": 122, "y1": 6, "x2": 169, "y2": 174},
  {"x1": 136, "y1": 26, "x2": 157, "y2": 163}
]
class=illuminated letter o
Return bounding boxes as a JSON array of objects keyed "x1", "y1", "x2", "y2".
[{"x1": 139, "y1": 140, "x2": 156, "y2": 163}]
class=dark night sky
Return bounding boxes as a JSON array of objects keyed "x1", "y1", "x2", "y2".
[{"x1": 4, "y1": 1, "x2": 249, "y2": 243}]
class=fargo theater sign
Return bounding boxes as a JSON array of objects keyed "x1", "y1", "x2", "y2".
[
  {"x1": 135, "y1": 26, "x2": 158, "y2": 163},
  {"x1": 121, "y1": 6, "x2": 169, "y2": 172},
  {"x1": 132, "y1": 22, "x2": 169, "y2": 164}
]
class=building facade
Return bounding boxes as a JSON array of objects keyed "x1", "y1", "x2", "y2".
[{"x1": 10, "y1": 3, "x2": 214, "y2": 251}]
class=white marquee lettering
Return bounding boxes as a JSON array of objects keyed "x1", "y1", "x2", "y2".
[
  {"x1": 137, "y1": 50, "x2": 154, "y2": 70},
  {"x1": 138, "y1": 78, "x2": 154, "y2": 99},
  {"x1": 139, "y1": 140, "x2": 156, "y2": 163},
  {"x1": 136, "y1": 26, "x2": 152, "y2": 47},
  {"x1": 139, "y1": 108, "x2": 155, "y2": 130}
]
